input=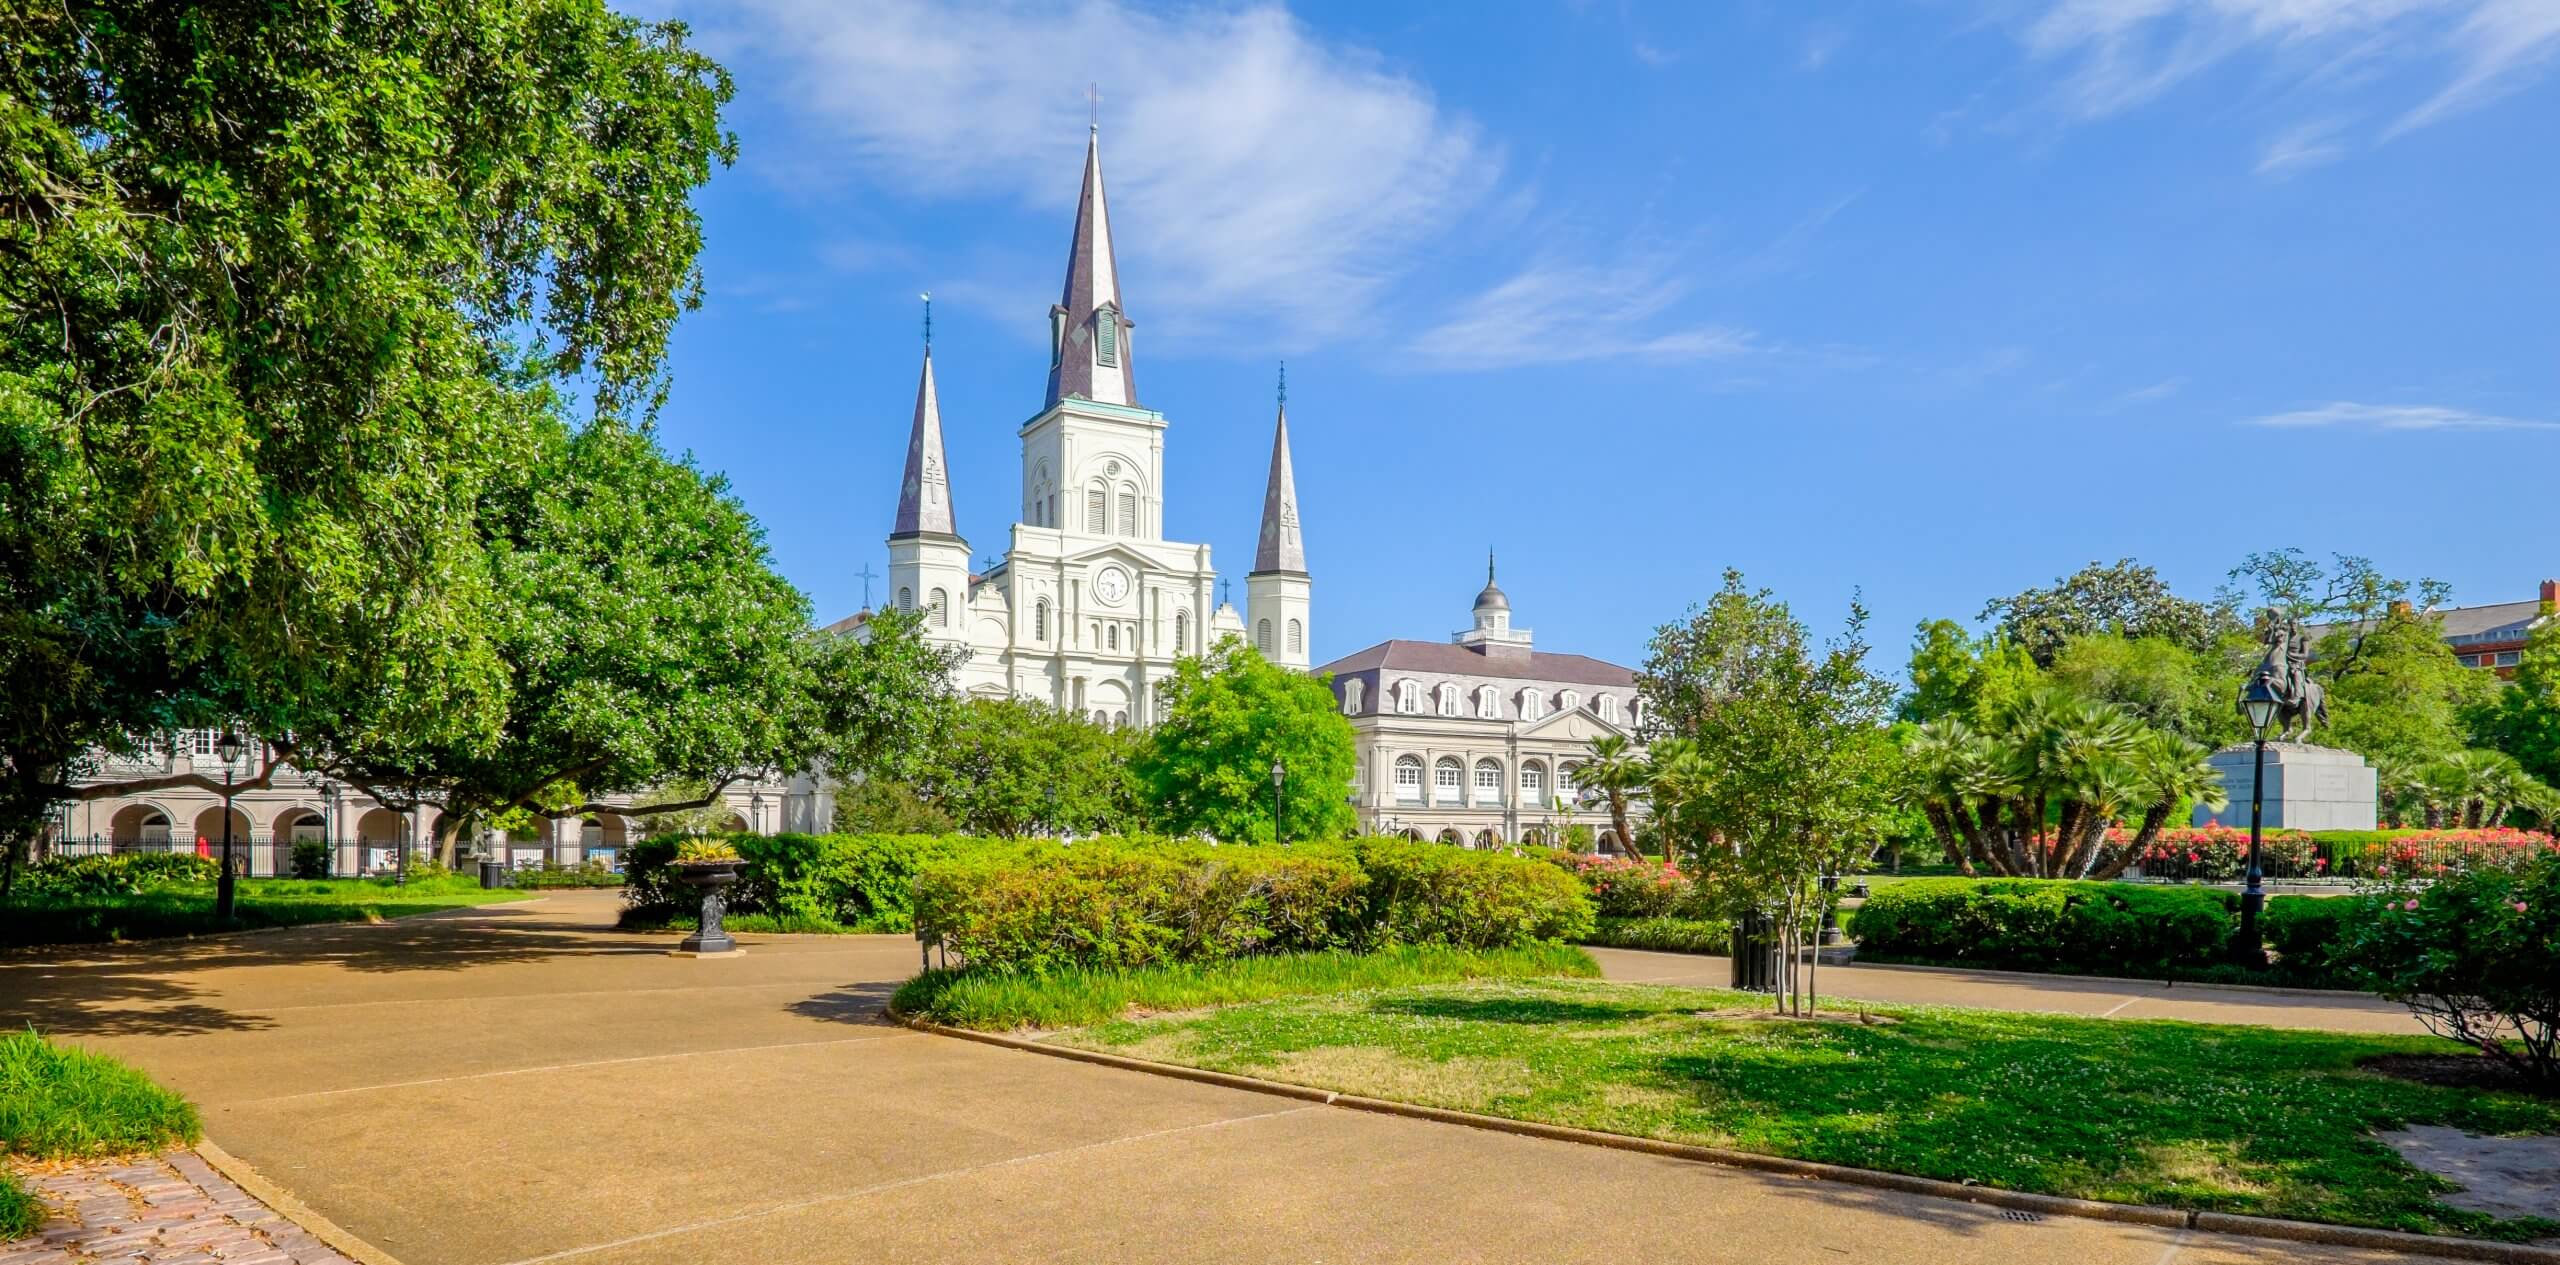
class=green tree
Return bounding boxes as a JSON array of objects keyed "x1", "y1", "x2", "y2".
[
  {"x1": 2314, "y1": 606, "x2": 2496, "y2": 771},
  {"x1": 1576, "y1": 734, "x2": 1651, "y2": 860},
  {"x1": 1899, "y1": 620, "x2": 2046, "y2": 727},
  {"x1": 1981, "y1": 559, "x2": 2238, "y2": 667},
  {"x1": 2477, "y1": 616, "x2": 2560, "y2": 790},
  {"x1": 1639, "y1": 571, "x2": 1897, "y2": 1014},
  {"x1": 1, "y1": 2, "x2": 734, "y2": 862},
  {"x1": 908, "y1": 699, "x2": 1141, "y2": 837},
  {"x1": 304, "y1": 422, "x2": 952, "y2": 864},
  {"x1": 2048, "y1": 633, "x2": 2246, "y2": 748},
  {"x1": 1136, "y1": 639, "x2": 1357, "y2": 843}
]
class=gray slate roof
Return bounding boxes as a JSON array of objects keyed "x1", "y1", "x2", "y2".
[
  {"x1": 890, "y1": 350, "x2": 956, "y2": 539},
  {"x1": 2307, "y1": 599, "x2": 2546, "y2": 647},
  {"x1": 1252, "y1": 403, "x2": 1305, "y2": 574},
  {"x1": 1317, "y1": 639, "x2": 1635, "y2": 686},
  {"x1": 1044, "y1": 128, "x2": 1138, "y2": 409}
]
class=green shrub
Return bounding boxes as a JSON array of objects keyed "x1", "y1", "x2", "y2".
[
  {"x1": 1327, "y1": 838, "x2": 1594, "y2": 950},
  {"x1": 1548, "y1": 852, "x2": 1691, "y2": 918},
  {"x1": 0, "y1": 1029, "x2": 201, "y2": 1158},
  {"x1": 288, "y1": 840, "x2": 328, "y2": 879},
  {"x1": 1848, "y1": 878, "x2": 2234, "y2": 978},
  {"x1": 2260, "y1": 895, "x2": 2361, "y2": 988},
  {"x1": 0, "y1": 1174, "x2": 36, "y2": 1240},
  {"x1": 2334, "y1": 855, "x2": 2560, "y2": 1085},
  {"x1": 622, "y1": 833, "x2": 1007, "y2": 931},
  {"x1": 17, "y1": 852, "x2": 219, "y2": 899},
  {"x1": 1580, "y1": 915, "x2": 1729, "y2": 955},
  {"x1": 508, "y1": 859, "x2": 623, "y2": 889},
  {"x1": 912, "y1": 843, "x2": 1368, "y2": 974}
]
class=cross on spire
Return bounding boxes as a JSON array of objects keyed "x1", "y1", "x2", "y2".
[
  {"x1": 1277, "y1": 361, "x2": 1286, "y2": 407},
  {"x1": 1488, "y1": 549, "x2": 1497, "y2": 584},
  {"x1": 855, "y1": 563, "x2": 879, "y2": 609},
  {"x1": 920, "y1": 292, "x2": 932, "y2": 349}
]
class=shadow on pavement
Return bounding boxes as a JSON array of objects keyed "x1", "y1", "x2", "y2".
[
  {"x1": 786, "y1": 981, "x2": 905, "y2": 1027},
  {"x1": 0, "y1": 900, "x2": 661, "y2": 1039}
]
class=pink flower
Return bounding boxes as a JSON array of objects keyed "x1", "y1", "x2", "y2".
[
  {"x1": 2515, "y1": 902, "x2": 2530, "y2": 914},
  {"x1": 2404, "y1": 899, "x2": 2421, "y2": 911}
]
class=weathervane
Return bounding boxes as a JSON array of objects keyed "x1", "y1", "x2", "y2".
[
  {"x1": 920, "y1": 291, "x2": 932, "y2": 350},
  {"x1": 1278, "y1": 361, "x2": 1287, "y2": 408}
]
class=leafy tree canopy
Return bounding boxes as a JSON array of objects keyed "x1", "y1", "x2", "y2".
[
  {"x1": 1, "y1": 1, "x2": 734, "y2": 843},
  {"x1": 2313, "y1": 605, "x2": 2498, "y2": 771},
  {"x1": 1135, "y1": 639, "x2": 1357, "y2": 843},
  {"x1": 2477, "y1": 616, "x2": 2560, "y2": 790},
  {"x1": 1981, "y1": 559, "x2": 2238, "y2": 667},
  {"x1": 2048, "y1": 632, "x2": 2247, "y2": 749},
  {"x1": 1640, "y1": 571, "x2": 1897, "y2": 913},
  {"x1": 905, "y1": 698, "x2": 1141, "y2": 838}
]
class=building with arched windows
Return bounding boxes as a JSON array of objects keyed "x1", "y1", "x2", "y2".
[
  {"x1": 1317, "y1": 559, "x2": 1648, "y2": 851},
  {"x1": 832, "y1": 124, "x2": 1312, "y2": 724}
]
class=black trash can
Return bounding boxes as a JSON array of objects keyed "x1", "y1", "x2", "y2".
[
  {"x1": 1730, "y1": 910, "x2": 1779, "y2": 992},
  {"x1": 478, "y1": 859, "x2": 508, "y2": 889}
]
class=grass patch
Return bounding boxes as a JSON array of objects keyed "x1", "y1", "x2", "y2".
[
  {"x1": 1, "y1": 875, "x2": 532, "y2": 948},
  {"x1": 1060, "y1": 977, "x2": 2560, "y2": 1241},
  {"x1": 1578, "y1": 916, "x2": 1728, "y2": 955},
  {"x1": 893, "y1": 942, "x2": 1600, "y2": 1031},
  {"x1": 0, "y1": 1029, "x2": 202, "y2": 1238}
]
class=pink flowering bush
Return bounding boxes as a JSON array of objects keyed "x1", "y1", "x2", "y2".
[
  {"x1": 1549, "y1": 852, "x2": 1692, "y2": 919},
  {"x1": 2109, "y1": 825, "x2": 2325, "y2": 880},
  {"x1": 2334, "y1": 852, "x2": 2560, "y2": 1085},
  {"x1": 2357, "y1": 829, "x2": 2560, "y2": 880}
]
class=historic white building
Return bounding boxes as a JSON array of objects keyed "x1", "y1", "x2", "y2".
[
  {"x1": 833, "y1": 125, "x2": 1311, "y2": 724},
  {"x1": 1320, "y1": 562, "x2": 1647, "y2": 850}
]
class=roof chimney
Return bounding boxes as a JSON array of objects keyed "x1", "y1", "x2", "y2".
[{"x1": 2540, "y1": 578, "x2": 2557, "y2": 610}]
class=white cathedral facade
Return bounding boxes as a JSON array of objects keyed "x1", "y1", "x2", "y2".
[{"x1": 833, "y1": 127, "x2": 1311, "y2": 724}]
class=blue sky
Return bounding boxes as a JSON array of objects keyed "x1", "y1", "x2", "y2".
[{"x1": 637, "y1": 0, "x2": 2559, "y2": 672}]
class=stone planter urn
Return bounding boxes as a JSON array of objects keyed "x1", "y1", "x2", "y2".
[{"x1": 673, "y1": 860, "x2": 742, "y2": 955}]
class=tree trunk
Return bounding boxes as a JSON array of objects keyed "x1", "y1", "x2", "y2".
[
  {"x1": 2089, "y1": 802, "x2": 2172, "y2": 880},
  {"x1": 436, "y1": 814, "x2": 469, "y2": 869},
  {"x1": 2424, "y1": 801, "x2": 2445, "y2": 830},
  {"x1": 1608, "y1": 794, "x2": 1637, "y2": 863},
  {"x1": 1921, "y1": 803, "x2": 1975, "y2": 875}
]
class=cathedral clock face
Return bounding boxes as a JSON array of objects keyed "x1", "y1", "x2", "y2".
[{"x1": 1094, "y1": 566, "x2": 1131, "y2": 606}]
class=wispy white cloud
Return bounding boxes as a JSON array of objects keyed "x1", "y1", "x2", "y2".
[
  {"x1": 1404, "y1": 262, "x2": 1759, "y2": 370},
  {"x1": 2245, "y1": 400, "x2": 2560, "y2": 430},
  {"x1": 1633, "y1": 40, "x2": 1679, "y2": 67},
  {"x1": 1801, "y1": 23, "x2": 1850, "y2": 71},
  {"x1": 2008, "y1": 0, "x2": 2560, "y2": 137},
  {"x1": 2255, "y1": 118, "x2": 2350, "y2": 175},
  {"x1": 672, "y1": 0, "x2": 1497, "y2": 346}
]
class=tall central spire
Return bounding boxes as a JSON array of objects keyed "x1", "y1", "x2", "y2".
[
  {"x1": 1253, "y1": 370, "x2": 1305, "y2": 575},
  {"x1": 891, "y1": 338, "x2": 957, "y2": 539},
  {"x1": 1045, "y1": 123, "x2": 1137, "y2": 409}
]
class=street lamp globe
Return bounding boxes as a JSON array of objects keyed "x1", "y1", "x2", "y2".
[
  {"x1": 2242, "y1": 676, "x2": 2281, "y2": 737},
  {"x1": 217, "y1": 730, "x2": 243, "y2": 764},
  {"x1": 1269, "y1": 759, "x2": 1285, "y2": 789}
]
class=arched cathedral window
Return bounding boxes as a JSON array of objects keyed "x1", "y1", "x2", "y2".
[
  {"x1": 1117, "y1": 485, "x2": 1138, "y2": 536},
  {"x1": 1086, "y1": 483, "x2": 1107, "y2": 534},
  {"x1": 897, "y1": 587, "x2": 914, "y2": 613},
  {"x1": 1173, "y1": 610, "x2": 1189, "y2": 654},
  {"x1": 929, "y1": 588, "x2": 949, "y2": 628},
  {"x1": 1287, "y1": 619, "x2": 1303, "y2": 655},
  {"x1": 1257, "y1": 619, "x2": 1273, "y2": 654},
  {"x1": 1034, "y1": 599, "x2": 1050, "y2": 642}
]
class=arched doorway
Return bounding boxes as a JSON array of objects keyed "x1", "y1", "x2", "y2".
[
  {"x1": 717, "y1": 812, "x2": 749, "y2": 834},
  {"x1": 191, "y1": 805, "x2": 253, "y2": 873},
  {"x1": 1399, "y1": 828, "x2": 1425, "y2": 841},
  {"x1": 1436, "y1": 828, "x2": 1464, "y2": 845},
  {"x1": 273, "y1": 808, "x2": 326, "y2": 877},
  {"x1": 354, "y1": 808, "x2": 406, "y2": 875},
  {"x1": 1597, "y1": 829, "x2": 1623, "y2": 855},
  {"x1": 110, "y1": 804, "x2": 174, "y2": 849},
  {"x1": 1474, "y1": 829, "x2": 1500, "y2": 849}
]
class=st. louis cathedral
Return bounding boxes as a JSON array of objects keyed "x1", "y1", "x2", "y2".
[{"x1": 831, "y1": 125, "x2": 1311, "y2": 725}]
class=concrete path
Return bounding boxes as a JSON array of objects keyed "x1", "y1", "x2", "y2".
[
  {"x1": 0, "y1": 894, "x2": 2451, "y2": 1265},
  {"x1": 1585, "y1": 947, "x2": 2425, "y2": 1033}
]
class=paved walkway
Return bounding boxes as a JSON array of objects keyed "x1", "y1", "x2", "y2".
[
  {"x1": 3, "y1": 1151, "x2": 354, "y2": 1265},
  {"x1": 0, "y1": 894, "x2": 2455, "y2": 1265}
]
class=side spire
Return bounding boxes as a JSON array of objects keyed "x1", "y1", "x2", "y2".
[
  {"x1": 1253, "y1": 367, "x2": 1305, "y2": 574},
  {"x1": 1044, "y1": 120, "x2": 1136, "y2": 409},
  {"x1": 891, "y1": 305, "x2": 957, "y2": 540}
]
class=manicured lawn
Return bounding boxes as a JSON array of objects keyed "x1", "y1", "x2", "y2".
[
  {"x1": 1577, "y1": 916, "x2": 1728, "y2": 955},
  {"x1": 0, "y1": 1030, "x2": 202, "y2": 1238},
  {"x1": 892, "y1": 943, "x2": 1599, "y2": 1030},
  {"x1": 1, "y1": 875, "x2": 534, "y2": 948},
  {"x1": 1060, "y1": 977, "x2": 2560, "y2": 1241}
]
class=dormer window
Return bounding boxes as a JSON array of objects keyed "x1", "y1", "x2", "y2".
[{"x1": 1095, "y1": 305, "x2": 1119, "y2": 367}]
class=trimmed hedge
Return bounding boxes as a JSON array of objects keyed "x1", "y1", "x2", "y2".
[
  {"x1": 1848, "y1": 879, "x2": 2236, "y2": 978},
  {"x1": 912, "y1": 837, "x2": 1593, "y2": 974},
  {"x1": 622, "y1": 832, "x2": 1003, "y2": 931},
  {"x1": 2260, "y1": 894, "x2": 2361, "y2": 988}
]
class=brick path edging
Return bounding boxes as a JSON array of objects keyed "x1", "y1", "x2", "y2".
[
  {"x1": 895, "y1": 1013, "x2": 2560, "y2": 1265},
  {"x1": 1, "y1": 1145, "x2": 401, "y2": 1265}
]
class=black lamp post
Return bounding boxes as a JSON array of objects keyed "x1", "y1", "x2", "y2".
[
  {"x1": 749, "y1": 790, "x2": 765, "y2": 837},
  {"x1": 215, "y1": 730, "x2": 243, "y2": 920},
  {"x1": 1269, "y1": 758, "x2": 1286, "y2": 845},
  {"x1": 317, "y1": 778, "x2": 338, "y2": 878},
  {"x1": 2238, "y1": 674, "x2": 2281, "y2": 964}
]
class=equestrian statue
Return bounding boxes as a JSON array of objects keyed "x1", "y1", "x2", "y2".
[{"x1": 2244, "y1": 621, "x2": 2328, "y2": 743}]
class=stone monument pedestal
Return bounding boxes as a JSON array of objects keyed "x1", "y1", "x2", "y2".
[{"x1": 2192, "y1": 743, "x2": 2378, "y2": 832}]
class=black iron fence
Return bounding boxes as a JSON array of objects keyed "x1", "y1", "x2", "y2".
[
  {"x1": 42, "y1": 836, "x2": 409, "y2": 879},
  {"x1": 2106, "y1": 829, "x2": 2558, "y2": 885}
]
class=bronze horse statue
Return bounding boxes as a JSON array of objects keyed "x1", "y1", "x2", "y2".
[{"x1": 2245, "y1": 625, "x2": 2327, "y2": 743}]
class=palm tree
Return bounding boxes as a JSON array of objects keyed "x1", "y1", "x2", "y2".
[
  {"x1": 2088, "y1": 732, "x2": 2225, "y2": 880},
  {"x1": 1900, "y1": 719, "x2": 1993, "y2": 874},
  {"x1": 1990, "y1": 690, "x2": 2140, "y2": 877},
  {"x1": 1579, "y1": 733, "x2": 1651, "y2": 860},
  {"x1": 1640, "y1": 736, "x2": 1711, "y2": 867}
]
